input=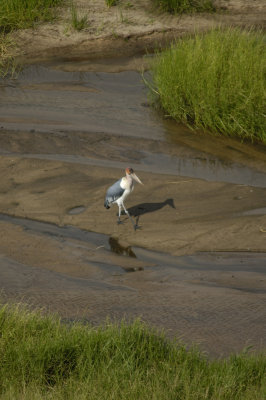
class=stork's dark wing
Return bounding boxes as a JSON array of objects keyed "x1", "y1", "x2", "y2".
[{"x1": 104, "y1": 179, "x2": 125, "y2": 208}]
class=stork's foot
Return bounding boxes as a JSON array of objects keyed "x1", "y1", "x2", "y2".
[
  {"x1": 117, "y1": 219, "x2": 124, "y2": 225},
  {"x1": 134, "y1": 224, "x2": 141, "y2": 231}
]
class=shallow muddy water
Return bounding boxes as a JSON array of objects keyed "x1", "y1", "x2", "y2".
[
  {"x1": 0, "y1": 60, "x2": 265, "y2": 357},
  {"x1": 0, "y1": 64, "x2": 266, "y2": 187},
  {"x1": 0, "y1": 213, "x2": 266, "y2": 357},
  {"x1": 0, "y1": 65, "x2": 158, "y2": 138}
]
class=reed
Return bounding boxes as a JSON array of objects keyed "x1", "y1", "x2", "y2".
[{"x1": 150, "y1": 28, "x2": 266, "y2": 143}]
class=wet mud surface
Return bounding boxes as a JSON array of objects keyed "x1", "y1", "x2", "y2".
[
  {"x1": 1, "y1": 214, "x2": 266, "y2": 358},
  {"x1": 0, "y1": 63, "x2": 266, "y2": 357},
  {"x1": 1, "y1": 65, "x2": 266, "y2": 184}
]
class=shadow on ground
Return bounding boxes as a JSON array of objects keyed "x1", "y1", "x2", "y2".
[{"x1": 128, "y1": 198, "x2": 175, "y2": 217}]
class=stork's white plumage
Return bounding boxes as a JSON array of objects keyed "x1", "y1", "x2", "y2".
[{"x1": 104, "y1": 167, "x2": 143, "y2": 230}]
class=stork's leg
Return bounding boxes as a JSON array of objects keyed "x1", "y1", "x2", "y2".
[
  {"x1": 117, "y1": 204, "x2": 122, "y2": 224},
  {"x1": 121, "y1": 202, "x2": 138, "y2": 230}
]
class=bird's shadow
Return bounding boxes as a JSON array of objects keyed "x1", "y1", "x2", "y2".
[{"x1": 124, "y1": 198, "x2": 175, "y2": 226}]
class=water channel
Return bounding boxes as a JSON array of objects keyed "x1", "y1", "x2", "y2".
[{"x1": 1, "y1": 63, "x2": 266, "y2": 186}]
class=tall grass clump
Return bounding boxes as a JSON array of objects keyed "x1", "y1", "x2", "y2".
[
  {"x1": 0, "y1": 33, "x2": 17, "y2": 77},
  {"x1": 0, "y1": 0, "x2": 64, "y2": 77},
  {"x1": 0, "y1": 0, "x2": 63, "y2": 33},
  {"x1": 105, "y1": 0, "x2": 118, "y2": 8},
  {"x1": 153, "y1": 0, "x2": 215, "y2": 14},
  {"x1": 150, "y1": 28, "x2": 266, "y2": 143},
  {"x1": 70, "y1": 3, "x2": 88, "y2": 31},
  {"x1": 0, "y1": 304, "x2": 265, "y2": 399}
]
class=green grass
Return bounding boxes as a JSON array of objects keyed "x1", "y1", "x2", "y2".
[
  {"x1": 105, "y1": 0, "x2": 118, "y2": 7},
  {"x1": 0, "y1": 0, "x2": 63, "y2": 33},
  {"x1": 0, "y1": 33, "x2": 16, "y2": 77},
  {"x1": 0, "y1": 0, "x2": 64, "y2": 77},
  {"x1": 153, "y1": 0, "x2": 215, "y2": 14},
  {"x1": 70, "y1": 3, "x2": 88, "y2": 31},
  {"x1": 150, "y1": 28, "x2": 266, "y2": 143},
  {"x1": 0, "y1": 304, "x2": 265, "y2": 399}
]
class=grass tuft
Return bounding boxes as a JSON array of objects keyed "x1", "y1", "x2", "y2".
[
  {"x1": 0, "y1": 33, "x2": 17, "y2": 77},
  {"x1": 70, "y1": 3, "x2": 88, "y2": 31},
  {"x1": 0, "y1": 304, "x2": 265, "y2": 399},
  {"x1": 0, "y1": 0, "x2": 63, "y2": 33},
  {"x1": 0, "y1": 0, "x2": 64, "y2": 77},
  {"x1": 105, "y1": 0, "x2": 118, "y2": 8},
  {"x1": 150, "y1": 28, "x2": 266, "y2": 143},
  {"x1": 153, "y1": 0, "x2": 215, "y2": 14}
]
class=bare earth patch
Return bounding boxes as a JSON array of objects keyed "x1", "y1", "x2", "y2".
[
  {"x1": 12, "y1": 0, "x2": 266, "y2": 65},
  {"x1": 0, "y1": 154, "x2": 265, "y2": 256}
]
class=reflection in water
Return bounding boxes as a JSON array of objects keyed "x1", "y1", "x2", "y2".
[
  {"x1": 0, "y1": 212, "x2": 265, "y2": 277},
  {"x1": 109, "y1": 237, "x2": 136, "y2": 258}
]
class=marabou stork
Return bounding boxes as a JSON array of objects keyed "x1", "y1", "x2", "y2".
[{"x1": 104, "y1": 167, "x2": 143, "y2": 230}]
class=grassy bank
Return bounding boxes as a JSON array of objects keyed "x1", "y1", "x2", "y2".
[
  {"x1": 0, "y1": 0, "x2": 63, "y2": 33},
  {"x1": 150, "y1": 28, "x2": 266, "y2": 144},
  {"x1": 0, "y1": 304, "x2": 265, "y2": 399},
  {"x1": 0, "y1": 0, "x2": 64, "y2": 77}
]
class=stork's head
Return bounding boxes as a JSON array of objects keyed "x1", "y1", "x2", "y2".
[{"x1": 125, "y1": 167, "x2": 143, "y2": 184}]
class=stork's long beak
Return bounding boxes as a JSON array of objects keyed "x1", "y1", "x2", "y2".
[{"x1": 132, "y1": 173, "x2": 143, "y2": 185}]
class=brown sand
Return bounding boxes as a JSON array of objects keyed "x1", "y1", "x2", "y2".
[{"x1": 0, "y1": 0, "x2": 265, "y2": 357}]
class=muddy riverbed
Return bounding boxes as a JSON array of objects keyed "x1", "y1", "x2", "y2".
[{"x1": 0, "y1": 61, "x2": 266, "y2": 357}]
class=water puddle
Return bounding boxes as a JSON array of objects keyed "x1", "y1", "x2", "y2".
[
  {"x1": 0, "y1": 212, "x2": 109, "y2": 248},
  {"x1": 0, "y1": 64, "x2": 265, "y2": 187},
  {"x1": 242, "y1": 207, "x2": 266, "y2": 216},
  {"x1": 0, "y1": 65, "x2": 159, "y2": 139},
  {"x1": 1, "y1": 148, "x2": 266, "y2": 188},
  {"x1": 1, "y1": 211, "x2": 265, "y2": 357},
  {"x1": 134, "y1": 246, "x2": 266, "y2": 274},
  {"x1": 1, "y1": 212, "x2": 265, "y2": 274},
  {"x1": 67, "y1": 206, "x2": 86, "y2": 215},
  {"x1": 142, "y1": 152, "x2": 266, "y2": 188},
  {"x1": 109, "y1": 237, "x2": 136, "y2": 259}
]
